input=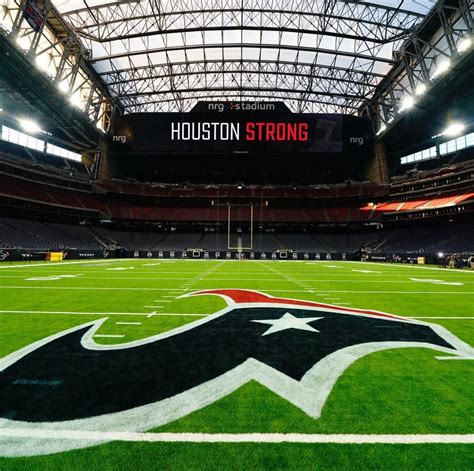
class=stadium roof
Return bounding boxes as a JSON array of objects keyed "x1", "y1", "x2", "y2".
[{"x1": 53, "y1": 0, "x2": 438, "y2": 114}]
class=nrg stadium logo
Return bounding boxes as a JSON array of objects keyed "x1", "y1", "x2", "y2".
[{"x1": 206, "y1": 101, "x2": 276, "y2": 112}]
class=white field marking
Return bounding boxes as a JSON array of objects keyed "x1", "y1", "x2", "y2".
[
  {"x1": 432, "y1": 282, "x2": 464, "y2": 286},
  {"x1": 347, "y1": 261, "x2": 474, "y2": 274},
  {"x1": 0, "y1": 429, "x2": 472, "y2": 444},
  {"x1": 144, "y1": 306, "x2": 164, "y2": 309},
  {"x1": 0, "y1": 259, "x2": 126, "y2": 269},
  {"x1": 410, "y1": 278, "x2": 464, "y2": 286},
  {"x1": 0, "y1": 310, "x2": 208, "y2": 317},
  {"x1": 0, "y1": 286, "x2": 190, "y2": 291},
  {"x1": 106, "y1": 267, "x2": 135, "y2": 271},
  {"x1": 436, "y1": 356, "x2": 474, "y2": 361},
  {"x1": 267, "y1": 290, "x2": 472, "y2": 294},
  {"x1": 146, "y1": 312, "x2": 156, "y2": 318},
  {"x1": 7, "y1": 257, "x2": 461, "y2": 269},
  {"x1": 324, "y1": 265, "x2": 342, "y2": 268},
  {"x1": 410, "y1": 278, "x2": 445, "y2": 282},
  {"x1": 0, "y1": 286, "x2": 471, "y2": 295},
  {"x1": 25, "y1": 274, "x2": 82, "y2": 281},
  {"x1": 162, "y1": 295, "x2": 177, "y2": 298},
  {"x1": 5, "y1": 275, "x2": 474, "y2": 283},
  {"x1": 93, "y1": 334, "x2": 124, "y2": 338},
  {"x1": 352, "y1": 270, "x2": 381, "y2": 274},
  {"x1": 115, "y1": 322, "x2": 142, "y2": 326},
  {"x1": 156, "y1": 300, "x2": 172, "y2": 303},
  {"x1": 34, "y1": 269, "x2": 473, "y2": 277},
  {"x1": 144, "y1": 263, "x2": 161, "y2": 266},
  {"x1": 407, "y1": 317, "x2": 474, "y2": 319}
]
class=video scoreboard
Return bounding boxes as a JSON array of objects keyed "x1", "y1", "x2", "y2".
[{"x1": 110, "y1": 101, "x2": 373, "y2": 156}]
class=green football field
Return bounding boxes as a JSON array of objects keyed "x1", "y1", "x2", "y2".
[{"x1": 0, "y1": 258, "x2": 472, "y2": 470}]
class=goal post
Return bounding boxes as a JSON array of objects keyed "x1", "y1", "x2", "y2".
[{"x1": 227, "y1": 204, "x2": 254, "y2": 254}]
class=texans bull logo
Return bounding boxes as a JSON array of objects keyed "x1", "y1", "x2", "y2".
[{"x1": 0, "y1": 289, "x2": 473, "y2": 457}]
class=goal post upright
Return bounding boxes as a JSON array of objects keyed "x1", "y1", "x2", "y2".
[{"x1": 227, "y1": 204, "x2": 254, "y2": 253}]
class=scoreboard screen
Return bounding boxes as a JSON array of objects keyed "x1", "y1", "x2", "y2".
[{"x1": 110, "y1": 102, "x2": 372, "y2": 156}]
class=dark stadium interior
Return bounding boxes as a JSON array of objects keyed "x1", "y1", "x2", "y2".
[{"x1": 0, "y1": 133, "x2": 473, "y2": 258}]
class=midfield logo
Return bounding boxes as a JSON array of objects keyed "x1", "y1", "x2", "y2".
[{"x1": 0, "y1": 289, "x2": 472, "y2": 456}]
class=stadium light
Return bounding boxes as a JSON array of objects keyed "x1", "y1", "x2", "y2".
[
  {"x1": 399, "y1": 95, "x2": 415, "y2": 112},
  {"x1": 438, "y1": 252, "x2": 444, "y2": 258},
  {"x1": 376, "y1": 124, "x2": 386, "y2": 136},
  {"x1": 70, "y1": 93, "x2": 84, "y2": 110},
  {"x1": 15, "y1": 35, "x2": 30, "y2": 50},
  {"x1": 457, "y1": 36, "x2": 472, "y2": 53},
  {"x1": 431, "y1": 58, "x2": 450, "y2": 79},
  {"x1": 57, "y1": 80, "x2": 70, "y2": 94},
  {"x1": 415, "y1": 83, "x2": 427, "y2": 96},
  {"x1": 18, "y1": 118, "x2": 42, "y2": 134},
  {"x1": 96, "y1": 121, "x2": 105, "y2": 133},
  {"x1": 35, "y1": 55, "x2": 50, "y2": 73},
  {"x1": 442, "y1": 122, "x2": 465, "y2": 137}
]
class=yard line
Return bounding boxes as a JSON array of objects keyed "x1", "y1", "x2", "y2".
[
  {"x1": 407, "y1": 317, "x2": 474, "y2": 319},
  {"x1": 266, "y1": 290, "x2": 472, "y2": 294},
  {"x1": 0, "y1": 429, "x2": 472, "y2": 444},
  {"x1": 0, "y1": 286, "x2": 470, "y2": 294},
  {"x1": 115, "y1": 322, "x2": 142, "y2": 325},
  {"x1": 144, "y1": 306, "x2": 164, "y2": 308},
  {"x1": 146, "y1": 313, "x2": 207, "y2": 317},
  {"x1": 26, "y1": 270, "x2": 471, "y2": 278},
  {"x1": 0, "y1": 310, "x2": 208, "y2": 317},
  {"x1": 1, "y1": 275, "x2": 474, "y2": 282},
  {"x1": 0, "y1": 259, "x2": 126, "y2": 269},
  {"x1": 93, "y1": 334, "x2": 124, "y2": 338},
  {"x1": 346, "y1": 261, "x2": 474, "y2": 274},
  {"x1": 0, "y1": 286, "x2": 188, "y2": 291}
]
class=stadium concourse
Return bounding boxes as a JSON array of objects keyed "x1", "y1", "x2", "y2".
[{"x1": 0, "y1": 0, "x2": 473, "y2": 470}]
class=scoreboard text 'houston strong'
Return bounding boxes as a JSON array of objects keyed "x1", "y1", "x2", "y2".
[{"x1": 170, "y1": 122, "x2": 309, "y2": 141}]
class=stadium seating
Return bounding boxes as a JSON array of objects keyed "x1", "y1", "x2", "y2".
[
  {"x1": 1, "y1": 217, "x2": 473, "y2": 254},
  {"x1": 0, "y1": 218, "x2": 102, "y2": 250}
]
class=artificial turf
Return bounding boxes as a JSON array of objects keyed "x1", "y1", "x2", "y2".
[{"x1": 0, "y1": 258, "x2": 472, "y2": 469}]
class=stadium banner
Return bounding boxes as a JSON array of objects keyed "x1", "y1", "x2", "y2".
[
  {"x1": 122, "y1": 250, "x2": 357, "y2": 261},
  {"x1": 110, "y1": 101, "x2": 373, "y2": 155},
  {"x1": 0, "y1": 249, "x2": 115, "y2": 262},
  {"x1": 0, "y1": 250, "x2": 466, "y2": 264},
  {"x1": 364, "y1": 253, "x2": 437, "y2": 264}
]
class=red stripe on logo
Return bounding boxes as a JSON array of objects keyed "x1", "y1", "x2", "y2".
[{"x1": 190, "y1": 289, "x2": 404, "y2": 320}]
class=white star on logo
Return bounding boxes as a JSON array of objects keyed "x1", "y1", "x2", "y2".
[{"x1": 251, "y1": 312, "x2": 323, "y2": 336}]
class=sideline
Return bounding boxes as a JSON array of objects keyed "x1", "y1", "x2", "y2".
[{"x1": 0, "y1": 429, "x2": 472, "y2": 444}]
